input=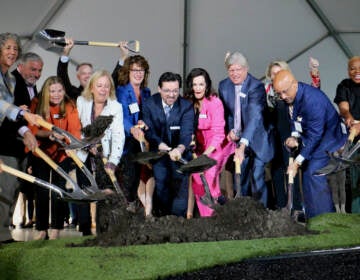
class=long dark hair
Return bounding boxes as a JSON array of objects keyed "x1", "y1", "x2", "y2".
[{"x1": 184, "y1": 68, "x2": 217, "y2": 104}]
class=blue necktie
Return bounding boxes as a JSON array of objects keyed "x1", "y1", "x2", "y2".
[{"x1": 164, "y1": 105, "x2": 171, "y2": 120}]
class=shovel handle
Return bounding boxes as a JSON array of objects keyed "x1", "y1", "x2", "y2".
[
  {"x1": 36, "y1": 118, "x2": 53, "y2": 131},
  {"x1": 34, "y1": 147, "x2": 59, "y2": 170},
  {"x1": 288, "y1": 157, "x2": 294, "y2": 184},
  {"x1": 0, "y1": 162, "x2": 36, "y2": 183},
  {"x1": 348, "y1": 128, "x2": 357, "y2": 143},
  {"x1": 66, "y1": 149, "x2": 84, "y2": 168},
  {"x1": 234, "y1": 158, "x2": 241, "y2": 175},
  {"x1": 74, "y1": 40, "x2": 140, "y2": 53}
]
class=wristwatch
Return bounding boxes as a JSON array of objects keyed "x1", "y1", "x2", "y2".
[{"x1": 16, "y1": 109, "x2": 25, "y2": 121}]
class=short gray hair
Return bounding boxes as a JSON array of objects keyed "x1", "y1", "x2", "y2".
[
  {"x1": 224, "y1": 51, "x2": 249, "y2": 69},
  {"x1": 19, "y1": 52, "x2": 43, "y2": 65}
]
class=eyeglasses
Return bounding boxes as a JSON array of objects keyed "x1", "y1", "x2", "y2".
[
  {"x1": 161, "y1": 88, "x2": 180, "y2": 94},
  {"x1": 130, "y1": 69, "x2": 145, "y2": 74}
]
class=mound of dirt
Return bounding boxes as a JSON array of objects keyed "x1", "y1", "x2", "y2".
[{"x1": 80, "y1": 196, "x2": 312, "y2": 247}]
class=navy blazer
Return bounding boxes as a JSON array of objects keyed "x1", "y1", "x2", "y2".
[
  {"x1": 291, "y1": 82, "x2": 347, "y2": 160},
  {"x1": 142, "y1": 93, "x2": 194, "y2": 157},
  {"x1": 219, "y1": 74, "x2": 274, "y2": 163}
]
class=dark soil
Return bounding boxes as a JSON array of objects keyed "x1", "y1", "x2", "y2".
[
  {"x1": 74, "y1": 193, "x2": 360, "y2": 279},
  {"x1": 81, "y1": 196, "x2": 311, "y2": 247}
]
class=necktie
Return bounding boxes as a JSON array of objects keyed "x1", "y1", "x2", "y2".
[
  {"x1": 164, "y1": 105, "x2": 171, "y2": 120},
  {"x1": 234, "y1": 85, "x2": 242, "y2": 137},
  {"x1": 289, "y1": 104, "x2": 294, "y2": 120}
]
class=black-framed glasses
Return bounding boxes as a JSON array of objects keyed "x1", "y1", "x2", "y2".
[
  {"x1": 161, "y1": 88, "x2": 180, "y2": 94},
  {"x1": 130, "y1": 69, "x2": 145, "y2": 74}
]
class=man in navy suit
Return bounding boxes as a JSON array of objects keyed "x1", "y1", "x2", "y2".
[
  {"x1": 219, "y1": 52, "x2": 274, "y2": 207},
  {"x1": 273, "y1": 70, "x2": 347, "y2": 218},
  {"x1": 142, "y1": 72, "x2": 194, "y2": 217}
]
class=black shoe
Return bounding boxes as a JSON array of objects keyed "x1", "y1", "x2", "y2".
[
  {"x1": 0, "y1": 239, "x2": 20, "y2": 244},
  {"x1": 23, "y1": 222, "x2": 34, "y2": 228},
  {"x1": 82, "y1": 231, "x2": 93, "y2": 236}
]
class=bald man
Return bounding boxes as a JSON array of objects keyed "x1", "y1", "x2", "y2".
[{"x1": 273, "y1": 70, "x2": 347, "y2": 219}]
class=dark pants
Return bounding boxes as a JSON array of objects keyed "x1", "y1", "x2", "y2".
[
  {"x1": 33, "y1": 157, "x2": 72, "y2": 231},
  {"x1": 302, "y1": 156, "x2": 335, "y2": 218},
  {"x1": 152, "y1": 157, "x2": 189, "y2": 217}
]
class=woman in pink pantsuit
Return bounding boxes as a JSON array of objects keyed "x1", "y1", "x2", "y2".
[{"x1": 184, "y1": 68, "x2": 228, "y2": 217}]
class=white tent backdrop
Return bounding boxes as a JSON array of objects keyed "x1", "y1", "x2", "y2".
[{"x1": 1, "y1": 0, "x2": 359, "y2": 103}]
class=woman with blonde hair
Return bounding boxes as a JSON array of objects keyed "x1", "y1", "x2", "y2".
[{"x1": 77, "y1": 70, "x2": 125, "y2": 233}]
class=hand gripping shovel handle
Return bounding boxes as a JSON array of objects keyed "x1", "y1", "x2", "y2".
[
  {"x1": 102, "y1": 157, "x2": 127, "y2": 202},
  {"x1": 36, "y1": 118, "x2": 90, "y2": 149}
]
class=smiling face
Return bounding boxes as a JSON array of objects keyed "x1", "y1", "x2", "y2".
[
  {"x1": 129, "y1": 63, "x2": 145, "y2": 87},
  {"x1": 18, "y1": 59, "x2": 43, "y2": 86},
  {"x1": 159, "y1": 81, "x2": 180, "y2": 106},
  {"x1": 227, "y1": 64, "x2": 248, "y2": 85},
  {"x1": 49, "y1": 83, "x2": 65, "y2": 106},
  {"x1": 0, "y1": 39, "x2": 19, "y2": 72},
  {"x1": 348, "y1": 57, "x2": 360, "y2": 84},
  {"x1": 92, "y1": 75, "x2": 111, "y2": 104}
]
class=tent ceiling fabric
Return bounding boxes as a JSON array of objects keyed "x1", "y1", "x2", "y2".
[{"x1": 1, "y1": 0, "x2": 359, "y2": 97}]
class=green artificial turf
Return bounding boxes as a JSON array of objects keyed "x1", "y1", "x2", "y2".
[{"x1": 1, "y1": 213, "x2": 360, "y2": 280}]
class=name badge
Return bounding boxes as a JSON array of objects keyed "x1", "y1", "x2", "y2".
[
  {"x1": 129, "y1": 103, "x2": 140, "y2": 114},
  {"x1": 53, "y1": 114, "x2": 60, "y2": 119},
  {"x1": 199, "y1": 114, "x2": 207, "y2": 119},
  {"x1": 170, "y1": 126, "x2": 180, "y2": 130},
  {"x1": 294, "y1": 121, "x2": 302, "y2": 133},
  {"x1": 341, "y1": 122, "x2": 347, "y2": 134},
  {"x1": 239, "y1": 92, "x2": 246, "y2": 98}
]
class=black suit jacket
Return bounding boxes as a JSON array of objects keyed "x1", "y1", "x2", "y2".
[{"x1": 0, "y1": 69, "x2": 37, "y2": 158}]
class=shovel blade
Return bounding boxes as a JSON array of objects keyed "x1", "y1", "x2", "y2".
[
  {"x1": 199, "y1": 194, "x2": 216, "y2": 208},
  {"x1": 314, "y1": 158, "x2": 340, "y2": 176}
]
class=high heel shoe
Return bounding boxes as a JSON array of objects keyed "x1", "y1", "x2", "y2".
[{"x1": 34, "y1": 230, "x2": 48, "y2": 240}]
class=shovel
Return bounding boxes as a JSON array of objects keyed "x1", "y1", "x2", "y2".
[
  {"x1": 102, "y1": 157, "x2": 127, "y2": 203},
  {"x1": 35, "y1": 29, "x2": 140, "y2": 53},
  {"x1": 0, "y1": 161, "x2": 67, "y2": 199},
  {"x1": 33, "y1": 147, "x2": 108, "y2": 202},
  {"x1": 234, "y1": 157, "x2": 242, "y2": 198},
  {"x1": 190, "y1": 153, "x2": 216, "y2": 208},
  {"x1": 286, "y1": 157, "x2": 295, "y2": 212},
  {"x1": 37, "y1": 118, "x2": 102, "y2": 150},
  {"x1": 315, "y1": 129, "x2": 358, "y2": 176}
]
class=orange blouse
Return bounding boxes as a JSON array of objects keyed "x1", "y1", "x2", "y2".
[{"x1": 28, "y1": 99, "x2": 81, "y2": 163}]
